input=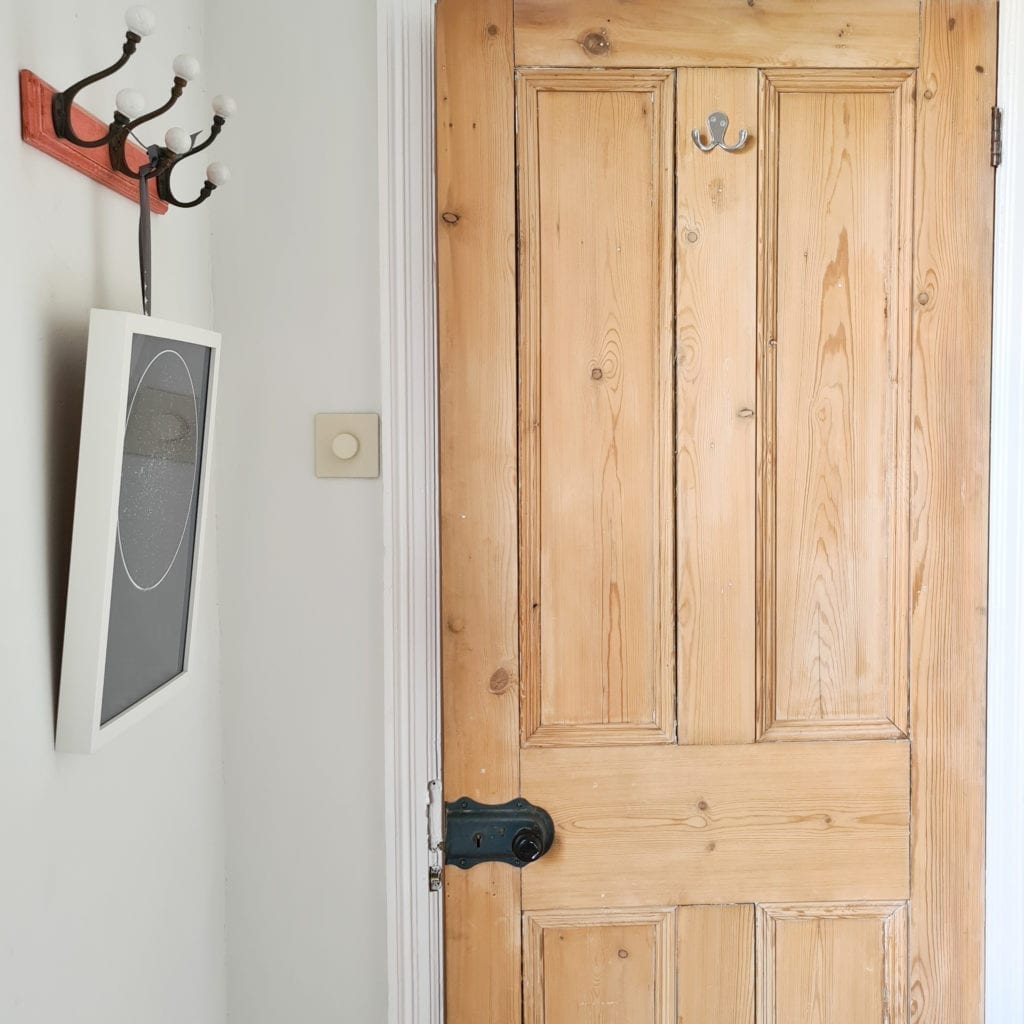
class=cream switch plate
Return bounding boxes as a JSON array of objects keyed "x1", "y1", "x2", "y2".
[{"x1": 315, "y1": 413, "x2": 380, "y2": 478}]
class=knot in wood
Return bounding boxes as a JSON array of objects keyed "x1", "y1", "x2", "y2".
[
  {"x1": 581, "y1": 31, "x2": 610, "y2": 56},
  {"x1": 488, "y1": 667, "x2": 513, "y2": 694}
]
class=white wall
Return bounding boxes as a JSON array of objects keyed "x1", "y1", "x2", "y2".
[
  {"x1": 206, "y1": 0, "x2": 387, "y2": 1020},
  {"x1": 0, "y1": 2, "x2": 226, "y2": 1023}
]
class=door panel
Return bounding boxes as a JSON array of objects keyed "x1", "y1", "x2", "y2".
[
  {"x1": 758, "y1": 71, "x2": 915, "y2": 743},
  {"x1": 437, "y1": 1, "x2": 995, "y2": 1021},
  {"x1": 518, "y1": 71, "x2": 675, "y2": 747}
]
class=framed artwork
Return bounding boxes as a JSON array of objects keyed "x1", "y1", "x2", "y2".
[{"x1": 57, "y1": 309, "x2": 221, "y2": 753}]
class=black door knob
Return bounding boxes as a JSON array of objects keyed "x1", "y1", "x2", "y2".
[{"x1": 511, "y1": 826, "x2": 544, "y2": 863}]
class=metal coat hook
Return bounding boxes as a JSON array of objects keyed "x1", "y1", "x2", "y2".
[
  {"x1": 48, "y1": 6, "x2": 234, "y2": 209},
  {"x1": 691, "y1": 111, "x2": 749, "y2": 153},
  {"x1": 38, "y1": 5, "x2": 236, "y2": 318}
]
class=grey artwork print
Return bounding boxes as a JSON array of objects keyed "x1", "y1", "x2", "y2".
[{"x1": 101, "y1": 333, "x2": 211, "y2": 724}]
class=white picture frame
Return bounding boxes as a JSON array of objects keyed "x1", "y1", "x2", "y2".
[{"x1": 56, "y1": 309, "x2": 221, "y2": 754}]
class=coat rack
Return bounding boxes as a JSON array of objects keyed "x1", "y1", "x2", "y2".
[{"x1": 19, "y1": 5, "x2": 234, "y2": 213}]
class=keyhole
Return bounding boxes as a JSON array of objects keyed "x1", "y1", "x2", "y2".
[{"x1": 473, "y1": 832, "x2": 483, "y2": 848}]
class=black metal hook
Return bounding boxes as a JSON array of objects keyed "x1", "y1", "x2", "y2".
[
  {"x1": 152, "y1": 116, "x2": 225, "y2": 208},
  {"x1": 51, "y1": 30, "x2": 142, "y2": 148},
  {"x1": 109, "y1": 76, "x2": 189, "y2": 176},
  {"x1": 45, "y1": 8, "x2": 230, "y2": 211}
]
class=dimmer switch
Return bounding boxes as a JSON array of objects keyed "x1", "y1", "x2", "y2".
[{"x1": 315, "y1": 413, "x2": 379, "y2": 478}]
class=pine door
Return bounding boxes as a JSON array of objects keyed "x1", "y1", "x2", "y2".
[{"x1": 437, "y1": 2, "x2": 996, "y2": 1021}]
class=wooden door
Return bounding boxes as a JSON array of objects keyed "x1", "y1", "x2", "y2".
[{"x1": 437, "y1": 2, "x2": 996, "y2": 1021}]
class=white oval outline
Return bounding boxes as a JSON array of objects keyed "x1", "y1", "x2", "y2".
[{"x1": 116, "y1": 349, "x2": 199, "y2": 592}]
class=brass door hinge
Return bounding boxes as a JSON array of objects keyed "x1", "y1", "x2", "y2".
[{"x1": 992, "y1": 107, "x2": 1003, "y2": 169}]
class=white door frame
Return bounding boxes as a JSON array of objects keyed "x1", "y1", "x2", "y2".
[
  {"x1": 378, "y1": 2, "x2": 1024, "y2": 1019},
  {"x1": 986, "y1": 1, "x2": 1024, "y2": 1017},
  {"x1": 378, "y1": 1, "x2": 443, "y2": 1022}
]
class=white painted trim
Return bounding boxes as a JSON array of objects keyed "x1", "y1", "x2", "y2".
[
  {"x1": 378, "y1": 1, "x2": 444, "y2": 1022},
  {"x1": 378, "y1": 3, "x2": 1024, "y2": 1017},
  {"x1": 987, "y1": 5, "x2": 1024, "y2": 1017}
]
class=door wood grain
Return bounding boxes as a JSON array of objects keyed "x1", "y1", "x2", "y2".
[
  {"x1": 678, "y1": 904, "x2": 755, "y2": 1024},
  {"x1": 513, "y1": 0, "x2": 920, "y2": 70},
  {"x1": 676, "y1": 68, "x2": 759, "y2": 746},
  {"x1": 436, "y1": 2, "x2": 520, "y2": 1021},
  {"x1": 909, "y1": 1, "x2": 996, "y2": 1018},
  {"x1": 521, "y1": 741, "x2": 909, "y2": 910}
]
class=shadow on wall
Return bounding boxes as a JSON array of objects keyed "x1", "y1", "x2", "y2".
[
  {"x1": 40, "y1": 187, "x2": 130, "y2": 733},
  {"x1": 42, "y1": 312, "x2": 87, "y2": 732}
]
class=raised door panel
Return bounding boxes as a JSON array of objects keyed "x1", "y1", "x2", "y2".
[
  {"x1": 757, "y1": 903, "x2": 908, "y2": 1024},
  {"x1": 758, "y1": 71, "x2": 915, "y2": 742},
  {"x1": 524, "y1": 909, "x2": 675, "y2": 1024},
  {"x1": 518, "y1": 71, "x2": 675, "y2": 747}
]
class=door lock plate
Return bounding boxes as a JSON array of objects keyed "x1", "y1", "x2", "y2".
[{"x1": 445, "y1": 796, "x2": 555, "y2": 869}]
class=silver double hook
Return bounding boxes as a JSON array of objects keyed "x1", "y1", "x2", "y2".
[{"x1": 691, "y1": 111, "x2": 749, "y2": 153}]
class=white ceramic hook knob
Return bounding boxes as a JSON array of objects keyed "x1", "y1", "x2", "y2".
[
  {"x1": 206, "y1": 161, "x2": 230, "y2": 186},
  {"x1": 211, "y1": 94, "x2": 237, "y2": 118},
  {"x1": 164, "y1": 127, "x2": 191, "y2": 155},
  {"x1": 115, "y1": 88, "x2": 146, "y2": 118},
  {"x1": 172, "y1": 54, "x2": 201, "y2": 81},
  {"x1": 124, "y1": 5, "x2": 157, "y2": 36}
]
